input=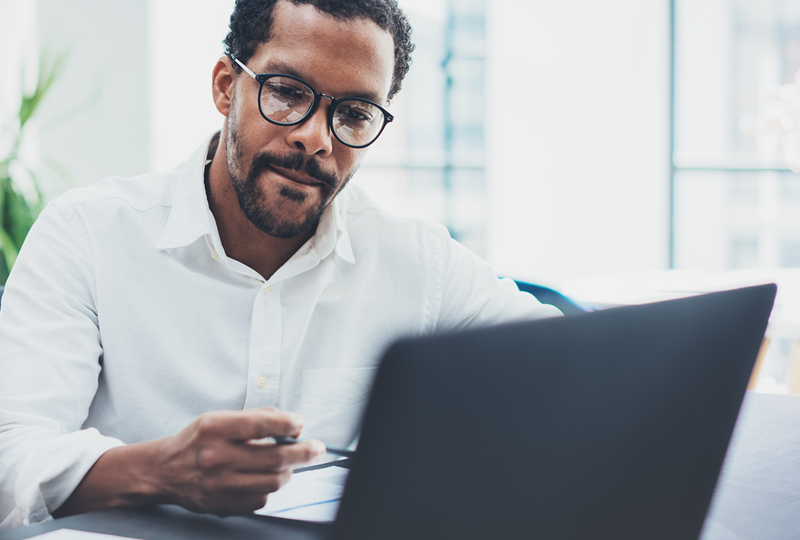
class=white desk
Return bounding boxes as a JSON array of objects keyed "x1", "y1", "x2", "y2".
[{"x1": 701, "y1": 392, "x2": 800, "y2": 540}]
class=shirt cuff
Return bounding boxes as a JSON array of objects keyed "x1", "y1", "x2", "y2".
[{"x1": 1, "y1": 427, "x2": 125, "y2": 529}]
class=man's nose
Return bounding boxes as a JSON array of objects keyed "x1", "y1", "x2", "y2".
[{"x1": 287, "y1": 101, "x2": 334, "y2": 156}]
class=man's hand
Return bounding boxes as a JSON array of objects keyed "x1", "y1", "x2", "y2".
[
  {"x1": 54, "y1": 408, "x2": 326, "y2": 518},
  {"x1": 152, "y1": 408, "x2": 325, "y2": 515}
]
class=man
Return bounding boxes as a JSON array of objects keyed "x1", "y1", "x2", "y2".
[{"x1": 0, "y1": 0, "x2": 559, "y2": 528}]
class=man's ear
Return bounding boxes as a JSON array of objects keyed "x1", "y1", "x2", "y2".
[{"x1": 212, "y1": 56, "x2": 235, "y2": 117}]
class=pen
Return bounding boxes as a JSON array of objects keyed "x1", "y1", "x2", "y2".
[{"x1": 273, "y1": 436, "x2": 355, "y2": 458}]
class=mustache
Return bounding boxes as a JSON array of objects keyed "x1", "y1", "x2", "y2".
[{"x1": 249, "y1": 151, "x2": 338, "y2": 189}]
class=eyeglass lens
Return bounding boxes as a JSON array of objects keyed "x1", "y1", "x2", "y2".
[{"x1": 260, "y1": 76, "x2": 386, "y2": 147}]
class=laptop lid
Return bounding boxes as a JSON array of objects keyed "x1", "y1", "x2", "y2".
[{"x1": 331, "y1": 284, "x2": 776, "y2": 540}]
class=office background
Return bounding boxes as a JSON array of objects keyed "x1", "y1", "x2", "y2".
[
  {"x1": 1, "y1": 1, "x2": 799, "y2": 327},
  {"x1": 1, "y1": 0, "x2": 673, "y2": 285}
]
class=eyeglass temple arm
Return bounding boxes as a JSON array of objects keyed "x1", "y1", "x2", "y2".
[{"x1": 230, "y1": 54, "x2": 258, "y2": 80}]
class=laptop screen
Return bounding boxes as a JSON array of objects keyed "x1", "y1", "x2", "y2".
[{"x1": 332, "y1": 285, "x2": 775, "y2": 540}]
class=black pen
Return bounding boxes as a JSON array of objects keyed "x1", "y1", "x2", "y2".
[{"x1": 273, "y1": 436, "x2": 355, "y2": 458}]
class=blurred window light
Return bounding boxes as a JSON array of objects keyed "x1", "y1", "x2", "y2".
[
  {"x1": 358, "y1": 0, "x2": 487, "y2": 256},
  {"x1": 673, "y1": 0, "x2": 800, "y2": 270}
]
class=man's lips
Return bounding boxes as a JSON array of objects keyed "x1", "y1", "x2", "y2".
[{"x1": 267, "y1": 164, "x2": 321, "y2": 187}]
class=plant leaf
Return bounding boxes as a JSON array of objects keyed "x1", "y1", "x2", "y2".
[
  {"x1": 0, "y1": 177, "x2": 8, "y2": 231},
  {"x1": 0, "y1": 252, "x2": 9, "y2": 284},
  {"x1": 2, "y1": 49, "x2": 67, "y2": 284},
  {"x1": 19, "y1": 51, "x2": 67, "y2": 129},
  {"x1": 0, "y1": 227, "x2": 19, "y2": 273},
  {"x1": 4, "y1": 188, "x2": 36, "y2": 248}
]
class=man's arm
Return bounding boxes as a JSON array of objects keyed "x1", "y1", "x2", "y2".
[
  {"x1": 54, "y1": 408, "x2": 325, "y2": 517},
  {"x1": 0, "y1": 203, "x2": 113, "y2": 528},
  {"x1": 435, "y1": 231, "x2": 562, "y2": 332},
  {"x1": 0, "y1": 203, "x2": 325, "y2": 526}
]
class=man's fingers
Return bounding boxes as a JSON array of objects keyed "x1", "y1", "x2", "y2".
[
  {"x1": 194, "y1": 438, "x2": 325, "y2": 474},
  {"x1": 211, "y1": 469, "x2": 294, "y2": 496},
  {"x1": 164, "y1": 407, "x2": 322, "y2": 517},
  {"x1": 234, "y1": 439, "x2": 326, "y2": 472},
  {"x1": 192, "y1": 409, "x2": 304, "y2": 441}
]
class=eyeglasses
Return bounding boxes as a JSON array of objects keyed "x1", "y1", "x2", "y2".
[{"x1": 230, "y1": 54, "x2": 394, "y2": 149}]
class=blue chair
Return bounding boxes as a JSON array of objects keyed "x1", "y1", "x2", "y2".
[{"x1": 512, "y1": 280, "x2": 586, "y2": 316}]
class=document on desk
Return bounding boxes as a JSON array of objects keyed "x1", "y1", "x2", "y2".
[
  {"x1": 255, "y1": 462, "x2": 350, "y2": 522},
  {"x1": 29, "y1": 530, "x2": 143, "y2": 540}
]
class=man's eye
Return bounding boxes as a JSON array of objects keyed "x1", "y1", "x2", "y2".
[
  {"x1": 337, "y1": 106, "x2": 373, "y2": 124},
  {"x1": 265, "y1": 82, "x2": 308, "y2": 102},
  {"x1": 280, "y1": 86, "x2": 303, "y2": 97}
]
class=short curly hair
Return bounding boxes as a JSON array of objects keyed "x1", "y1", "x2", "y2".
[{"x1": 223, "y1": 0, "x2": 414, "y2": 101}]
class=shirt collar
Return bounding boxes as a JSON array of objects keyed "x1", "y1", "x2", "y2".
[
  {"x1": 333, "y1": 197, "x2": 355, "y2": 264},
  {"x1": 155, "y1": 132, "x2": 218, "y2": 251},
  {"x1": 305, "y1": 189, "x2": 354, "y2": 264},
  {"x1": 155, "y1": 132, "x2": 355, "y2": 265}
]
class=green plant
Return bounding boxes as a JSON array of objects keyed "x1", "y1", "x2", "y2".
[{"x1": 0, "y1": 53, "x2": 66, "y2": 283}]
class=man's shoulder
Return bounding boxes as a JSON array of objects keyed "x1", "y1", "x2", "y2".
[
  {"x1": 50, "y1": 167, "x2": 183, "y2": 216},
  {"x1": 338, "y1": 184, "x2": 448, "y2": 239}
]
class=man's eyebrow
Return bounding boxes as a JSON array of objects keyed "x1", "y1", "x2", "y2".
[
  {"x1": 261, "y1": 60, "x2": 305, "y2": 80},
  {"x1": 262, "y1": 60, "x2": 386, "y2": 104}
]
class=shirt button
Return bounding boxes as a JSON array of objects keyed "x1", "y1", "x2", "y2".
[
  {"x1": 257, "y1": 376, "x2": 268, "y2": 388},
  {"x1": 211, "y1": 250, "x2": 219, "y2": 259},
  {"x1": 263, "y1": 285, "x2": 272, "y2": 295}
]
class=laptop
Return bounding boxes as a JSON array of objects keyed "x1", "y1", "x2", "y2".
[{"x1": 328, "y1": 284, "x2": 776, "y2": 540}]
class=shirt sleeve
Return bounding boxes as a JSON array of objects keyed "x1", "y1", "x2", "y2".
[
  {"x1": 433, "y1": 227, "x2": 562, "y2": 332},
  {"x1": 0, "y1": 203, "x2": 125, "y2": 529}
]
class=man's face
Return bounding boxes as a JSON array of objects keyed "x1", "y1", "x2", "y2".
[{"x1": 224, "y1": 1, "x2": 395, "y2": 238}]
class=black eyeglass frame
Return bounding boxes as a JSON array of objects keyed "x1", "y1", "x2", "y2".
[{"x1": 230, "y1": 54, "x2": 394, "y2": 149}]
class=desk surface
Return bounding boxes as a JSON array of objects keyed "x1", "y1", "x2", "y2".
[
  {"x1": 701, "y1": 392, "x2": 800, "y2": 540},
  {"x1": 0, "y1": 505, "x2": 330, "y2": 540},
  {"x1": 2, "y1": 392, "x2": 799, "y2": 540}
]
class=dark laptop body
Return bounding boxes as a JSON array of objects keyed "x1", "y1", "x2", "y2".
[{"x1": 330, "y1": 284, "x2": 776, "y2": 540}]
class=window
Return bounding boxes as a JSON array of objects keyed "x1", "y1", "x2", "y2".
[
  {"x1": 673, "y1": 0, "x2": 800, "y2": 270},
  {"x1": 357, "y1": 0, "x2": 487, "y2": 256}
]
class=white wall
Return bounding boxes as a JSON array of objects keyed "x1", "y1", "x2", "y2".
[
  {"x1": 0, "y1": 0, "x2": 37, "y2": 134},
  {"x1": 7, "y1": 0, "x2": 232, "y2": 190},
  {"x1": 0, "y1": 0, "x2": 38, "y2": 198},
  {"x1": 148, "y1": 0, "x2": 235, "y2": 172},
  {"x1": 485, "y1": 0, "x2": 671, "y2": 286},
  {"x1": 34, "y1": 0, "x2": 151, "y2": 195}
]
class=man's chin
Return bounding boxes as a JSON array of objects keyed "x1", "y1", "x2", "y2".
[
  {"x1": 245, "y1": 201, "x2": 328, "y2": 239},
  {"x1": 232, "y1": 161, "x2": 334, "y2": 239},
  {"x1": 278, "y1": 184, "x2": 312, "y2": 204}
]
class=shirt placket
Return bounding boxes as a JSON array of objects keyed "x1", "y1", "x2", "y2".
[{"x1": 243, "y1": 280, "x2": 282, "y2": 409}]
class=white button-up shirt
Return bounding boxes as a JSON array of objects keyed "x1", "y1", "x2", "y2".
[{"x1": 0, "y1": 133, "x2": 559, "y2": 528}]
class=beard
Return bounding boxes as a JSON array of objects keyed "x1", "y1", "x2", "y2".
[{"x1": 225, "y1": 114, "x2": 346, "y2": 239}]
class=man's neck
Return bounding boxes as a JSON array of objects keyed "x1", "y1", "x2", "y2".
[{"x1": 205, "y1": 138, "x2": 314, "y2": 281}]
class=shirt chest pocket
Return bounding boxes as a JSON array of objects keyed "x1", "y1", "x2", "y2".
[{"x1": 300, "y1": 367, "x2": 377, "y2": 448}]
